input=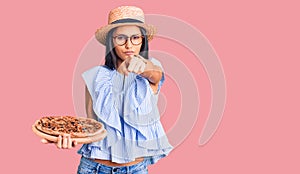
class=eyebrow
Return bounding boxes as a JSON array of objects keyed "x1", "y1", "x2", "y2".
[{"x1": 113, "y1": 33, "x2": 141, "y2": 36}]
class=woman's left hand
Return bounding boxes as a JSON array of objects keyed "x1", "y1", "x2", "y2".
[{"x1": 41, "y1": 134, "x2": 77, "y2": 149}]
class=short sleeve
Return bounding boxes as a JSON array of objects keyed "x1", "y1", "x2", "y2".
[{"x1": 81, "y1": 66, "x2": 100, "y2": 101}]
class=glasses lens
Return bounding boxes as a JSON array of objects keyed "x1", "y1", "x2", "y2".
[
  {"x1": 113, "y1": 35, "x2": 143, "y2": 46},
  {"x1": 114, "y1": 35, "x2": 127, "y2": 46},
  {"x1": 131, "y1": 35, "x2": 143, "y2": 45}
]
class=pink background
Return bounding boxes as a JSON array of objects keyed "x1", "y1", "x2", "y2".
[{"x1": 1, "y1": 0, "x2": 300, "y2": 173}]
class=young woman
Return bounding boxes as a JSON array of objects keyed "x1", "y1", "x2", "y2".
[{"x1": 42, "y1": 6, "x2": 172, "y2": 174}]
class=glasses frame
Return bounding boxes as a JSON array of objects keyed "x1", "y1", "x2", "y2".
[{"x1": 113, "y1": 34, "x2": 144, "y2": 46}]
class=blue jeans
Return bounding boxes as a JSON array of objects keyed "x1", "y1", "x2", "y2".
[{"x1": 77, "y1": 157, "x2": 149, "y2": 174}]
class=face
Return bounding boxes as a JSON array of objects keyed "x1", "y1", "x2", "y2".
[{"x1": 113, "y1": 25, "x2": 142, "y2": 62}]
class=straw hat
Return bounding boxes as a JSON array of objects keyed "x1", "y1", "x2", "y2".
[{"x1": 95, "y1": 6, "x2": 156, "y2": 45}]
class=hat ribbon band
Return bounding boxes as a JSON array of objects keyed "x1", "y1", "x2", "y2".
[{"x1": 111, "y1": 18, "x2": 143, "y2": 24}]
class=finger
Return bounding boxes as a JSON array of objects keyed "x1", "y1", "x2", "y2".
[
  {"x1": 127, "y1": 57, "x2": 138, "y2": 72},
  {"x1": 68, "y1": 135, "x2": 72, "y2": 148},
  {"x1": 122, "y1": 65, "x2": 130, "y2": 76},
  {"x1": 136, "y1": 55, "x2": 147, "y2": 73},
  {"x1": 124, "y1": 57, "x2": 131, "y2": 68},
  {"x1": 131, "y1": 57, "x2": 142, "y2": 72},
  {"x1": 62, "y1": 134, "x2": 68, "y2": 149},
  {"x1": 133, "y1": 60, "x2": 144, "y2": 74},
  {"x1": 41, "y1": 139, "x2": 50, "y2": 144},
  {"x1": 57, "y1": 135, "x2": 62, "y2": 149},
  {"x1": 127, "y1": 63, "x2": 134, "y2": 72},
  {"x1": 123, "y1": 55, "x2": 132, "y2": 69},
  {"x1": 117, "y1": 61, "x2": 130, "y2": 75},
  {"x1": 72, "y1": 140, "x2": 78, "y2": 147},
  {"x1": 135, "y1": 55, "x2": 147, "y2": 64},
  {"x1": 129, "y1": 62, "x2": 138, "y2": 73},
  {"x1": 125, "y1": 66, "x2": 130, "y2": 75},
  {"x1": 126, "y1": 55, "x2": 133, "y2": 61}
]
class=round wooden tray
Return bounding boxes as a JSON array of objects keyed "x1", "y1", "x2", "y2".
[{"x1": 32, "y1": 124, "x2": 107, "y2": 144}]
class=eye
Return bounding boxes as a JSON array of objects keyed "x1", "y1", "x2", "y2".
[
  {"x1": 115, "y1": 35, "x2": 127, "y2": 41},
  {"x1": 131, "y1": 35, "x2": 141, "y2": 40}
]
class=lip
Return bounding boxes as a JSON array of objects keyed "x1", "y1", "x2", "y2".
[{"x1": 124, "y1": 51, "x2": 134, "y2": 55}]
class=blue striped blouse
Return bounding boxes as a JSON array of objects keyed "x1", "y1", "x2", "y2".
[{"x1": 77, "y1": 58, "x2": 173, "y2": 164}]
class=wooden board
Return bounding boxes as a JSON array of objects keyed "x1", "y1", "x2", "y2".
[{"x1": 32, "y1": 124, "x2": 107, "y2": 144}]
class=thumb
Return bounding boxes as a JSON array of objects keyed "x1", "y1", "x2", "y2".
[
  {"x1": 41, "y1": 139, "x2": 51, "y2": 144},
  {"x1": 126, "y1": 55, "x2": 134, "y2": 65}
]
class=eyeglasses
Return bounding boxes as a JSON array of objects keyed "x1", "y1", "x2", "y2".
[{"x1": 113, "y1": 34, "x2": 144, "y2": 46}]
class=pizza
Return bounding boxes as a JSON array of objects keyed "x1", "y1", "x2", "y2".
[{"x1": 34, "y1": 116, "x2": 104, "y2": 138}]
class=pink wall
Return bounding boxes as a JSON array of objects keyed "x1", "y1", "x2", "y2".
[{"x1": 1, "y1": 0, "x2": 300, "y2": 173}]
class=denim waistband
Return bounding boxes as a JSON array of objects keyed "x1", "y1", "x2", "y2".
[{"x1": 79, "y1": 156, "x2": 149, "y2": 173}]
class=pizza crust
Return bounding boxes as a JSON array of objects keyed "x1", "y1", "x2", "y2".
[
  {"x1": 32, "y1": 125, "x2": 107, "y2": 144},
  {"x1": 32, "y1": 116, "x2": 107, "y2": 143}
]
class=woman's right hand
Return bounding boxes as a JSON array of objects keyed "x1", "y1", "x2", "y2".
[
  {"x1": 117, "y1": 55, "x2": 146, "y2": 76},
  {"x1": 41, "y1": 134, "x2": 77, "y2": 149}
]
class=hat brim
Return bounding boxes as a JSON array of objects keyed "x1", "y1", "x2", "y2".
[{"x1": 95, "y1": 23, "x2": 156, "y2": 45}]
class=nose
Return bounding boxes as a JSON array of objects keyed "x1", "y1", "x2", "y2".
[{"x1": 125, "y1": 38, "x2": 133, "y2": 49}]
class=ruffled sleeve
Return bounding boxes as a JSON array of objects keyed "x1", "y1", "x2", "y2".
[
  {"x1": 123, "y1": 75, "x2": 158, "y2": 126},
  {"x1": 78, "y1": 62, "x2": 173, "y2": 163},
  {"x1": 92, "y1": 66, "x2": 124, "y2": 135},
  {"x1": 122, "y1": 58, "x2": 165, "y2": 137},
  {"x1": 81, "y1": 66, "x2": 99, "y2": 101}
]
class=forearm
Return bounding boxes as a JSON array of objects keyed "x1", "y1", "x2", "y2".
[{"x1": 140, "y1": 60, "x2": 162, "y2": 85}]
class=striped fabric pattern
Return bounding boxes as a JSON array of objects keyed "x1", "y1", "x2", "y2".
[{"x1": 77, "y1": 58, "x2": 173, "y2": 164}]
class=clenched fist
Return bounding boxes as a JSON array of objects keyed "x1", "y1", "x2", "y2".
[{"x1": 117, "y1": 55, "x2": 148, "y2": 75}]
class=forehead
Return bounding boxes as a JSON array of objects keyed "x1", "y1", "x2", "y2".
[{"x1": 113, "y1": 25, "x2": 141, "y2": 35}]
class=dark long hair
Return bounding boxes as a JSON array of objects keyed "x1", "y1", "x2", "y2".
[{"x1": 104, "y1": 27, "x2": 149, "y2": 70}]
